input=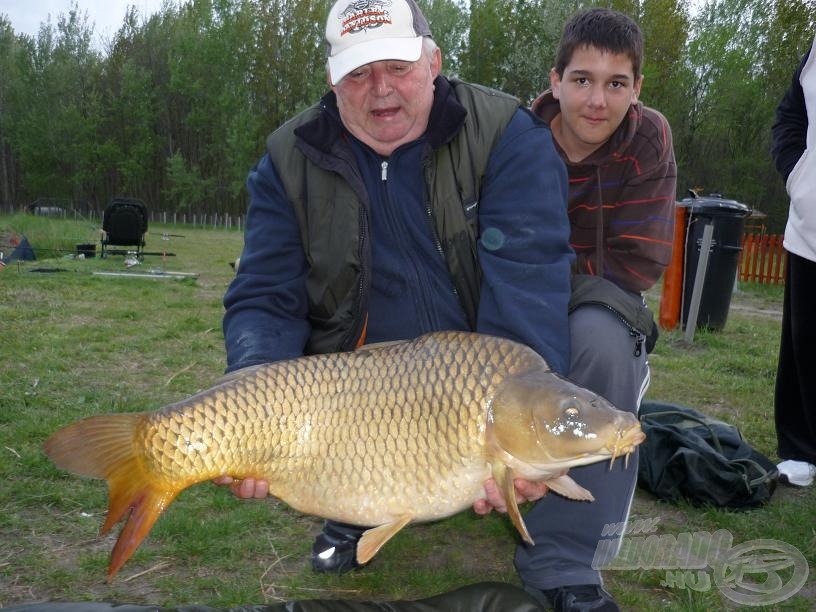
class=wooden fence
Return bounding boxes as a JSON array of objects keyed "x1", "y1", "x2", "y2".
[{"x1": 739, "y1": 233, "x2": 787, "y2": 285}]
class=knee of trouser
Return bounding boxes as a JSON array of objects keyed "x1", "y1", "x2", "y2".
[
  {"x1": 570, "y1": 307, "x2": 634, "y2": 366},
  {"x1": 569, "y1": 308, "x2": 649, "y2": 410}
]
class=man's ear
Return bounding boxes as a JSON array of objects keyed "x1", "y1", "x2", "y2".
[
  {"x1": 431, "y1": 46, "x2": 442, "y2": 79},
  {"x1": 549, "y1": 67, "x2": 562, "y2": 99}
]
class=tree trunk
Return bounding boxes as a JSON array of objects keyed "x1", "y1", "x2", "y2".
[{"x1": 0, "y1": 129, "x2": 10, "y2": 208}]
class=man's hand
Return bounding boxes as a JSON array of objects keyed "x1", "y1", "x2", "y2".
[
  {"x1": 472, "y1": 477, "x2": 549, "y2": 515},
  {"x1": 212, "y1": 475, "x2": 269, "y2": 499}
]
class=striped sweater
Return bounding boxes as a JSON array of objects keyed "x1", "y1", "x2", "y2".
[{"x1": 532, "y1": 91, "x2": 677, "y2": 294}]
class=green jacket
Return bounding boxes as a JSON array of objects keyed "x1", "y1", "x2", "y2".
[{"x1": 267, "y1": 77, "x2": 520, "y2": 355}]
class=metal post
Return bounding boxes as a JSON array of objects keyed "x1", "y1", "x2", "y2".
[{"x1": 684, "y1": 223, "x2": 715, "y2": 343}]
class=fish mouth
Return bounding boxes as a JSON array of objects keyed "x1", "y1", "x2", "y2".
[{"x1": 606, "y1": 425, "x2": 646, "y2": 469}]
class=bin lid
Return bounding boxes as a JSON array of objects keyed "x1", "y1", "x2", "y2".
[{"x1": 679, "y1": 193, "x2": 751, "y2": 217}]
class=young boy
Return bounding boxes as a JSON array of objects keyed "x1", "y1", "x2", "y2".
[{"x1": 518, "y1": 8, "x2": 677, "y2": 611}]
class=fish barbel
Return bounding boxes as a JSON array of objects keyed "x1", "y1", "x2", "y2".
[{"x1": 43, "y1": 331, "x2": 644, "y2": 579}]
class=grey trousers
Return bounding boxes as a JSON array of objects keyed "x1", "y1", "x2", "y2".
[{"x1": 515, "y1": 304, "x2": 649, "y2": 590}]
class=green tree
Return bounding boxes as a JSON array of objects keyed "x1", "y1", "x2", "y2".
[
  {"x1": 0, "y1": 16, "x2": 24, "y2": 207},
  {"x1": 461, "y1": 0, "x2": 575, "y2": 103},
  {"x1": 164, "y1": 149, "x2": 216, "y2": 212},
  {"x1": 421, "y1": 0, "x2": 469, "y2": 76},
  {"x1": 462, "y1": 0, "x2": 510, "y2": 88},
  {"x1": 636, "y1": 0, "x2": 690, "y2": 129},
  {"x1": 759, "y1": 0, "x2": 816, "y2": 228},
  {"x1": 678, "y1": 0, "x2": 792, "y2": 227},
  {"x1": 5, "y1": 2, "x2": 104, "y2": 206},
  {"x1": 2, "y1": 0, "x2": 816, "y2": 225},
  {"x1": 502, "y1": 0, "x2": 574, "y2": 103}
]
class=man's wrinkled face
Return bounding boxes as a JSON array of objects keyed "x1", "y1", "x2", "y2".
[
  {"x1": 550, "y1": 45, "x2": 642, "y2": 162},
  {"x1": 332, "y1": 47, "x2": 441, "y2": 157}
]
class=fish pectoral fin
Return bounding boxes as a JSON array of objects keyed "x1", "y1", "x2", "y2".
[
  {"x1": 493, "y1": 463, "x2": 534, "y2": 546},
  {"x1": 546, "y1": 474, "x2": 595, "y2": 501},
  {"x1": 357, "y1": 515, "x2": 413, "y2": 565}
]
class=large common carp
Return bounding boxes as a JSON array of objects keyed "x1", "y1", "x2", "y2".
[{"x1": 44, "y1": 331, "x2": 644, "y2": 579}]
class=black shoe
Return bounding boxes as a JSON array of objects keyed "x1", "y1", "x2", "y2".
[
  {"x1": 310, "y1": 523, "x2": 365, "y2": 573},
  {"x1": 540, "y1": 584, "x2": 620, "y2": 612}
]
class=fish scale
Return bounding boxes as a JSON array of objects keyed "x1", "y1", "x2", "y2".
[{"x1": 44, "y1": 331, "x2": 644, "y2": 579}]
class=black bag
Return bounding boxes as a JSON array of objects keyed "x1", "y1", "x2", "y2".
[{"x1": 638, "y1": 401, "x2": 779, "y2": 509}]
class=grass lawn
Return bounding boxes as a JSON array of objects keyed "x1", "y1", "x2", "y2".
[{"x1": 1, "y1": 214, "x2": 813, "y2": 610}]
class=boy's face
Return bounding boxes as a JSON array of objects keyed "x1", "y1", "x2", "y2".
[{"x1": 550, "y1": 45, "x2": 643, "y2": 162}]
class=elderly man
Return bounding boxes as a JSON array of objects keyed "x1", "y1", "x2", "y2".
[{"x1": 220, "y1": 0, "x2": 571, "y2": 579}]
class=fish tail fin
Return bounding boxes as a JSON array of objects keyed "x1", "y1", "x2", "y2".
[
  {"x1": 44, "y1": 413, "x2": 179, "y2": 580},
  {"x1": 103, "y1": 475, "x2": 179, "y2": 580}
]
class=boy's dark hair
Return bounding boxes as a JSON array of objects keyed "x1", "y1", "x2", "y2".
[{"x1": 553, "y1": 8, "x2": 644, "y2": 78}]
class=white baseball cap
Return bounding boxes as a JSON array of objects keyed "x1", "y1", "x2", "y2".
[{"x1": 326, "y1": 0, "x2": 433, "y2": 86}]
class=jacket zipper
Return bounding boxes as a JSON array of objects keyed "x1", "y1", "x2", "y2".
[
  {"x1": 383, "y1": 155, "x2": 443, "y2": 332},
  {"x1": 421, "y1": 156, "x2": 448, "y2": 261},
  {"x1": 337, "y1": 154, "x2": 371, "y2": 352}
]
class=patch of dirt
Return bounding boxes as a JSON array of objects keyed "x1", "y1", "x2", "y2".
[
  {"x1": 728, "y1": 302, "x2": 782, "y2": 320},
  {"x1": 645, "y1": 285, "x2": 784, "y2": 322}
]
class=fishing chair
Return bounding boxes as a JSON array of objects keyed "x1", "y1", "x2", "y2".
[{"x1": 101, "y1": 198, "x2": 148, "y2": 258}]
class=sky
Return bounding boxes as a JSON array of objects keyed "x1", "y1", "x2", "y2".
[{"x1": 1, "y1": 0, "x2": 167, "y2": 42}]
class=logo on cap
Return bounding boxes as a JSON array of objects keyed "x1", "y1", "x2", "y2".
[{"x1": 340, "y1": 0, "x2": 393, "y2": 36}]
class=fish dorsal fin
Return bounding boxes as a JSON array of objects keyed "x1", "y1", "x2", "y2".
[
  {"x1": 217, "y1": 342, "x2": 402, "y2": 387},
  {"x1": 493, "y1": 463, "x2": 534, "y2": 546},
  {"x1": 356, "y1": 339, "x2": 405, "y2": 352},
  {"x1": 357, "y1": 515, "x2": 413, "y2": 564},
  {"x1": 546, "y1": 474, "x2": 594, "y2": 501}
]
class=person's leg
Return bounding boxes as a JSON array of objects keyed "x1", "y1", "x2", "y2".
[
  {"x1": 311, "y1": 520, "x2": 367, "y2": 572},
  {"x1": 775, "y1": 253, "x2": 816, "y2": 471},
  {"x1": 516, "y1": 305, "x2": 648, "y2": 596}
]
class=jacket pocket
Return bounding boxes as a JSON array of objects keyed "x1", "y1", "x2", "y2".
[{"x1": 569, "y1": 274, "x2": 659, "y2": 354}]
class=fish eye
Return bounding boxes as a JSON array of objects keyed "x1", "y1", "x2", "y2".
[{"x1": 565, "y1": 406, "x2": 579, "y2": 419}]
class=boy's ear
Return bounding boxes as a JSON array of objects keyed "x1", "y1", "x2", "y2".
[{"x1": 631, "y1": 74, "x2": 644, "y2": 103}]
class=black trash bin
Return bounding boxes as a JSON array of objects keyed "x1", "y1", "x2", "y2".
[{"x1": 681, "y1": 194, "x2": 751, "y2": 331}]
